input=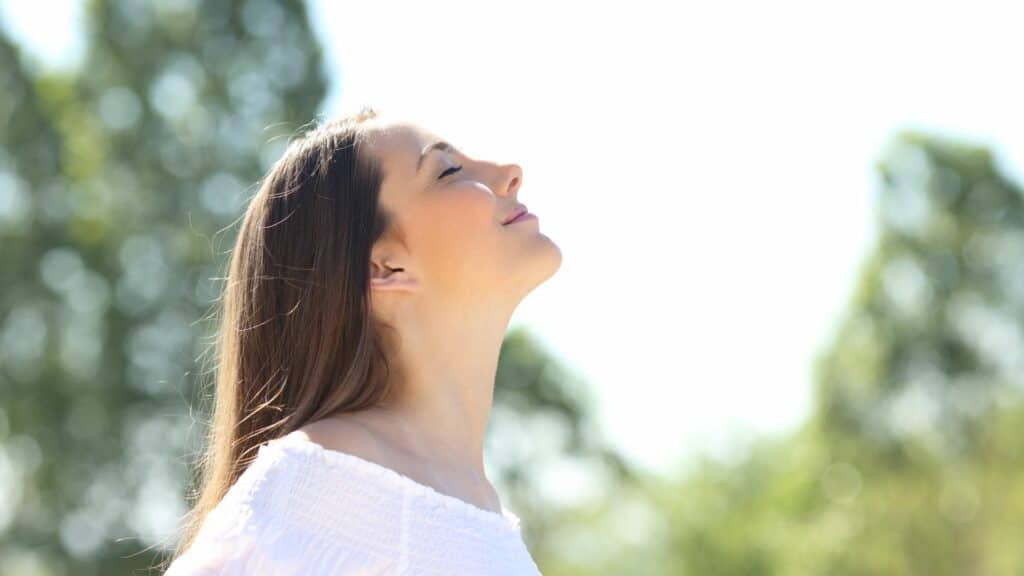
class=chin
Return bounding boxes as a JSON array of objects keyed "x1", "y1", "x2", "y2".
[
  {"x1": 544, "y1": 239, "x2": 563, "y2": 275},
  {"x1": 525, "y1": 240, "x2": 563, "y2": 289}
]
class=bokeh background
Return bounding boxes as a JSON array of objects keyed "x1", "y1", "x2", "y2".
[{"x1": 2, "y1": 0, "x2": 1024, "y2": 574}]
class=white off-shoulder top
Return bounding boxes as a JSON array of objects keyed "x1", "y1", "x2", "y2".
[{"x1": 164, "y1": 434, "x2": 542, "y2": 575}]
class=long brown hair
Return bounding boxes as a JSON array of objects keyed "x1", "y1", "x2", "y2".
[{"x1": 166, "y1": 105, "x2": 401, "y2": 563}]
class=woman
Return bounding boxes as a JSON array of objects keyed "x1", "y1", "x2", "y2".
[{"x1": 163, "y1": 106, "x2": 561, "y2": 574}]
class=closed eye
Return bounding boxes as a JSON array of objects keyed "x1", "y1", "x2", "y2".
[{"x1": 438, "y1": 165, "x2": 462, "y2": 180}]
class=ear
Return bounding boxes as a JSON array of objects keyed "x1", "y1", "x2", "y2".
[
  {"x1": 370, "y1": 257, "x2": 419, "y2": 292},
  {"x1": 370, "y1": 268, "x2": 418, "y2": 291}
]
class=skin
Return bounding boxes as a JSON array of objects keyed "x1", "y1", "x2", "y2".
[{"x1": 292, "y1": 116, "x2": 562, "y2": 515}]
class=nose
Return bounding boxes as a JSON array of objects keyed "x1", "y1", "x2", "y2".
[{"x1": 497, "y1": 163, "x2": 523, "y2": 198}]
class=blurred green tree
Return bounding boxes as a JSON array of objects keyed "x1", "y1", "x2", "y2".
[
  {"x1": 800, "y1": 132, "x2": 1024, "y2": 574},
  {"x1": 1, "y1": 0, "x2": 329, "y2": 572}
]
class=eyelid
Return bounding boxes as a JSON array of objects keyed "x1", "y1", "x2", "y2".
[{"x1": 438, "y1": 164, "x2": 462, "y2": 180}]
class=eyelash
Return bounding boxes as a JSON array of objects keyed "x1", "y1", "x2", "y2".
[{"x1": 438, "y1": 165, "x2": 462, "y2": 180}]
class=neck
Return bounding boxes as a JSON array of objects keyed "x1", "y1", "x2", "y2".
[{"x1": 370, "y1": 293, "x2": 515, "y2": 477}]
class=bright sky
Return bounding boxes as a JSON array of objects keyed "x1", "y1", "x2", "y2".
[{"x1": 4, "y1": 0, "x2": 1024, "y2": 479}]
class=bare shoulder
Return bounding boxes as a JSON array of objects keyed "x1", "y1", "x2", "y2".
[
  {"x1": 290, "y1": 412, "x2": 389, "y2": 464},
  {"x1": 292, "y1": 412, "x2": 505, "y2": 514}
]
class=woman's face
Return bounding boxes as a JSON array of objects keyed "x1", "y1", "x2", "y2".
[{"x1": 362, "y1": 118, "x2": 561, "y2": 307}]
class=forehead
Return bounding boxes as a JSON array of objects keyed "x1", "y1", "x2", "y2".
[{"x1": 361, "y1": 120, "x2": 440, "y2": 186}]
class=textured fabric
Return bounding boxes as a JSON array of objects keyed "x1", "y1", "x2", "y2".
[{"x1": 164, "y1": 434, "x2": 543, "y2": 575}]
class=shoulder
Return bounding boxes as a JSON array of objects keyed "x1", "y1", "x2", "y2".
[
  {"x1": 292, "y1": 412, "x2": 388, "y2": 461},
  {"x1": 165, "y1": 418, "x2": 409, "y2": 575},
  {"x1": 290, "y1": 411, "x2": 436, "y2": 481}
]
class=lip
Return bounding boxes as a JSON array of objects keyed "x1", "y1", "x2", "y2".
[
  {"x1": 505, "y1": 211, "x2": 537, "y2": 225},
  {"x1": 502, "y1": 205, "x2": 530, "y2": 225}
]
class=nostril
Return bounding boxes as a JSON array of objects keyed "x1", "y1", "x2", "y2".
[{"x1": 508, "y1": 175, "x2": 519, "y2": 192}]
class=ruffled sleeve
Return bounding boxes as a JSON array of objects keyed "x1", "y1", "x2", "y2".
[
  {"x1": 164, "y1": 511, "x2": 397, "y2": 575},
  {"x1": 163, "y1": 440, "x2": 399, "y2": 575}
]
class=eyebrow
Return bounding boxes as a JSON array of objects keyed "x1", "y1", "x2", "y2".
[{"x1": 416, "y1": 140, "x2": 455, "y2": 174}]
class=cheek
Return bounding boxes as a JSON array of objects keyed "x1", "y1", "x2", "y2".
[{"x1": 406, "y1": 187, "x2": 498, "y2": 277}]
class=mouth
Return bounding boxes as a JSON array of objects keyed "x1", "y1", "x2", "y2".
[
  {"x1": 502, "y1": 206, "x2": 530, "y2": 225},
  {"x1": 505, "y1": 211, "x2": 536, "y2": 225}
]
